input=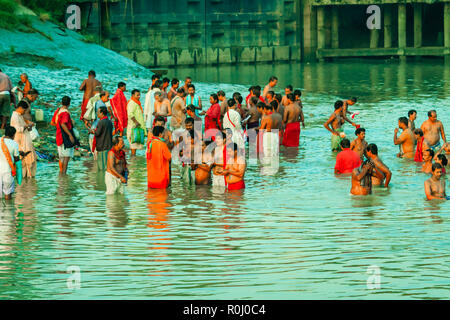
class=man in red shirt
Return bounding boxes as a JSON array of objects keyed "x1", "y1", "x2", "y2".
[
  {"x1": 334, "y1": 138, "x2": 362, "y2": 174},
  {"x1": 56, "y1": 96, "x2": 76, "y2": 174},
  {"x1": 201, "y1": 93, "x2": 221, "y2": 140}
]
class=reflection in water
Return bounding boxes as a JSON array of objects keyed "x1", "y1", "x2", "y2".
[{"x1": 106, "y1": 194, "x2": 129, "y2": 228}]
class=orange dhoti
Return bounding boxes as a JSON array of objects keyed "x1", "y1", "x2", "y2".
[{"x1": 146, "y1": 138, "x2": 172, "y2": 189}]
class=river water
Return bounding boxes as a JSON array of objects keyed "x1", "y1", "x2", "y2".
[{"x1": 0, "y1": 59, "x2": 449, "y2": 299}]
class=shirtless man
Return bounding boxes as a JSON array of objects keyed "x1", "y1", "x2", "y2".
[
  {"x1": 282, "y1": 94, "x2": 302, "y2": 147},
  {"x1": 244, "y1": 97, "x2": 261, "y2": 131},
  {"x1": 394, "y1": 117, "x2": 415, "y2": 158},
  {"x1": 105, "y1": 136, "x2": 127, "y2": 195},
  {"x1": 281, "y1": 85, "x2": 293, "y2": 106},
  {"x1": 218, "y1": 90, "x2": 227, "y2": 124},
  {"x1": 323, "y1": 100, "x2": 354, "y2": 152},
  {"x1": 170, "y1": 88, "x2": 187, "y2": 131},
  {"x1": 422, "y1": 148, "x2": 434, "y2": 174},
  {"x1": 424, "y1": 163, "x2": 447, "y2": 200},
  {"x1": 168, "y1": 78, "x2": 179, "y2": 101},
  {"x1": 263, "y1": 76, "x2": 278, "y2": 100},
  {"x1": 162, "y1": 77, "x2": 170, "y2": 99},
  {"x1": 153, "y1": 91, "x2": 171, "y2": 122},
  {"x1": 79, "y1": 70, "x2": 101, "y2": 119},
  {"x1": 420, "y1": 110, "x2": 446, "y2": 153},
  {"x1": 342, "y1": 97, "x2": 357, "y2": 117},
  {"x1": 152, "y1": 116, "x2": 174, "y2": 149},
  {"x1": 270, "y1": 102, "x2": 283, "y2": 134},
  {"x1": 194, "y1": 140, "x2": 213, "y2": 185},
  {"x1": 408, "y1": 109, "x2": 417, "y2": 132},
  {"x1": 151, "y1": 74, "x2": 161, "y2": 88},
  {"x1": 434, "y1": 142, "x2": 450, "y2": 163},
  {"x1": 350, "y1": 127, "x2": 368, "y2": 160},
  {"x1": 366, "y1": 143, "x2": 392, "y2": 187},
  {"x1": 223, "y1": 142, "x2": 246, "y2": 190},
  {"x1": 351, "y1": 160, "x2": 374, "y2": 195},
  {"x1": 182, "y1": 77, "x2": 192, "y2": 94}
]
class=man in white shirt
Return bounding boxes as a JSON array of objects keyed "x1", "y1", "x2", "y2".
[{"x1": 0, "y1": 126, "x2": 20, "y2": 200}]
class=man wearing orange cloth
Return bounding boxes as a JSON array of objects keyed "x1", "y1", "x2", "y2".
[
  {"x1": 146, "y1": 126, "x2": 172, "y2": 189},
  {"x1": 109, "y1": 82, "x2": 128, "y2": 136}
]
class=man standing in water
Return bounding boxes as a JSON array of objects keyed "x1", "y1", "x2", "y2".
[
  {"x1": 0, "y1": 69, "x2": 14, "y2": 130},
  {"x1": 281, "y1": 85, "x2": 293, "y2": 106},
  {"x1": 282, "y1": 93, "x2": 302, "y2": 147},
  {"x1": 0, "y1": 126, "x2": 20, "y2": 200},
  {"x1": 185, "y1": 84, "x2": 202, "y2": 117},
  {"x1": 408, "y1": 109, "x2": 417, "y2": 132},
  {"x1": 127, "y1": 89, "x2": 145, "y2": 156},
  {"x1": 366, "y1": 143, "x2": 392, "y2": 188},
  {"x1": 201, "y1": 93, "x2": 221, "y2": 140},
  {"x1": 323, "y1": 100, "x2": 352, "y2": 152},
  {"x1": 146, "y1": 126, "x2": 172, "y2": 189},
  {"x1": 350, "y1": 127, "x2": 368, "y2": 160},
  {"x1": 91, "y1": 106, "x2": 113, "y2": 171},
  {"x1": 20, "y1": 88, "x2": 39, "y2": 122},
  {"x1": 420, "y1": 110, "x2": 446, "y2": 153},
  {"x1": 182, "y1": 76, "x2": 192, "y2": 94},
  {"x1": 170, "y1": 88, "x2": 187, "y2": 133},
  {"x1": 351, "y1": 160, "x2": 374, "y2": 195},
  {"x1": 167, "y1": 78, "x2": 179, "y2": 101},
  {"x1": 425, "y1": 163, "x2": 447, "y2": 200},
  {"x1": 109, "y1": 82, "x2": 128, "y2": 136},
  {"x1": 334, "y1": 138, "x2": 361, "y2": 175},
  {"x1": 105, "y1": 136, "x2": 127, "y2": 195},
  {"x1": 79, "y1": 70, "x2": 101, "y2": 120},
  {"x1": 223, "y1": 142, "x2": 246, "y2": 191},
  {"x1": 263, "y1": 76, "x2": 278, "y2": 100},
  {"x1": 55, "y1": 96, "x2": 76, "y2": 175},
  {"x1": 394, "y1": 117, "x2": 415, "y2": 158}
]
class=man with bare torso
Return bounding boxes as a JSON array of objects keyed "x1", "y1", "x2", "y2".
[
  {"x1": 281, "y1": 85, "x2": 293, "y2": 107},
  {"x1": 425, "y1": 163, "x2": 447, "y2": 200},
  {"x1": 351, "y1": 160, "x2": 374, "y2": 196},
  {"x1": 394, "y1": 117, "x2": 415, "y2": 158},
  {"x1": 153, "y1": 91, "x2": 171, "y2": 125},
  {"x1": 79, "y1": 70, "x2": 101, "y2": 120},
  {"x1": 420, "y1": 110, "x2": 446, "y2": 153},
  {"x1": 170, "y1": 87, "x2": 187, "y2": 131},
  {"x1": 194, "y1": 140, "x2": 213, "y2": 185},
  {"x1": 218, "y1": 90, "x2": 228, "y2": 126},
  {"x1": 350, "y1": 127, "x2": 368, "y2": 160},
  {"x1": 263, "y1": 76, "x2": 278, "y2": 100},
  {"x1": 282, "y1": 93, "x2": 302, "y2": 147},
  {"x1": 324, "y1": 100, "x2": 355, "y2": 152},
  {"x1": 223, "y1": 142, "x2": 246, "y2": 191},
  {"x1": 366, "y1": 143, "x2": 392, "y2": 187}
]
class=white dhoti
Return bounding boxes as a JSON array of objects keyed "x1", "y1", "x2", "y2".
[
  {"x1": 105, "y1": 171, "x2": 124, "y2": 195},
  {"x1": 0, "y1": 173, "x2": 15, "y2": 197},
  {"x1": 212, "y1": 173, "x2": 226, "y2": 187},
  {"x1": 263, "y1": 131, "x2": 279, "y2": 158}
]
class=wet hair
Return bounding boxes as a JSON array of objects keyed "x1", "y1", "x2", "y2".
[
  {"x1": 256, "y1": 101, "x2": 266, "y2": 109},
  {"x1": 408, "y1": 109, "x2": 417, "y2": 117},
  {"x1": 270, "y1": 100, "x2": 278, "y2": 110},
  {"x1": 250, "y1": 96, "x2": 259, "y2": 105},
  {"x1": 267, "y1": 90, "x2": 275, "y2": 98},
  {"x1": 154, "y1": 91, "x2": 162, "y2": 97},
  {"x1": 185, "y1": 117, "x2": 195, "y2": 125},
  {"x1": 61, "y1": 95, "x2": 71, "y2": 106},
  {"x1": 274, "y1": 93, "x2": 282, "y2": 102},
  {"x1": 414, "y1": 128, "x2": 424, "y2": 136},
  {"x1": 131, "y1": 89, "x2": 140, "y2": 95},
  {"x1": 177, "y1": 87, "x2": 185, "y2": 94},
  {"x1": 151, "y1": 74, "x2": 160, "y2": 81},
  {"x1": 253, "y1": 87, "x2": 261, "y2": 97},
  {"x1": 153, "y1": 125, "x2": 165, "y2": 136},
  {"x1": 162, "y1": 77, "x2": 170, "y2": 84},
  {"x1": 210, "y1": 93, "x2": 218, "y2": 103},
  {"x1": 100, "y1": 90, "x2": 109, "y2": 98},
  {"x1": 269, "y1": 76, "x2": 278, "y2": 82},
  {"x1": 217, "y1": 90, "x2": 225, "y2": 97},
  {"x1": 155, "y1": 115, "x2": 166, "y2": 123},
  {"x1": 112, "y1": 135, "x2": 123, "y2": 146},
  {"x1": 285, "y1": 85, "x2": 293, "y2": 91},
  {"x1": 355, "y1": 127, "x2": 365, "y2": 135},
  {"x1": 88, "y1": 70, "x2": 96, "y2": 77},
  {"x1": 428, "y1": 110, "x2": 436, "y2": 117},
  {"x1": 286, "y1": 93, "x2": 295, "y2": 102},
  {"x1": 432, "y1": 162, "x2": 442, "y2": 172},
  {"x1": 294, "y1": 89, "x2": 302, "y2": 98},
  {"x1": 425, "y1": 149, "x2": 435, "y2": 159},
  {"x1": 171, "y1": 78, "x2": 179, "y2": 85},
  {"x1": 248, "y1": 85, "x2": 254, "y2": 92},
  {"x1": 186, "y1": 104, "x2": 196, "y2": 113},
  {"x1": 398, "y1": 117, "x2": 408, "y2": 127},
  {"x1": 233, "y1": 92, "x2": 243, "y2": 104},
  {"x1": 17, "y1": 101, "x2": 29, "y2": 109},
  {"x1": 334, "y1": 100, "x2": 343, "y2": 110},
  {"x1": 153, "y1": 80, "x2": 163, "y2": 89},
  {"x1": 98, "y1": 106, "x2": 108, "y2": 116},
  {"x1": 118, "y1": 82, "x2": 126, "y2": 89},
  {"x1": 185, "y1": 76, "x2": 192, "y2": 81},
  {"x1": 264, "y1": 104, "x2": 272, "y2": 110},
  {"x1": 367, "y1": 143, "x2": 378, "y2": 155},
  {"x1": 437, "y1": 154, "x2": 448, "y2": 166},
  {"x1": 227, "y1": 98, "x2": 236, "y2": 107},
  {"x1": 187, "y1": 84, "x2": 195, "y2": 90},
  {"x1": 5, "y1": 126, "x2": 16, "y2": 138},
  {"x1": 340, "y1": 138, "x2": 350, "y2": 149},
  {"x1": 351, "y1": 97, "x2": 357, "y2": 102},
  {"x1": 28, "y1": 88, "x2": 39, "y2": 95}
]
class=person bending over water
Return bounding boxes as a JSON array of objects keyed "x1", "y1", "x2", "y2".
[
  {"x1": 351, "y1": 159, "x2": 374, "y2": 195},
  {"x1": 424, "y1": 163, "x2": 447, "y2": 200},
  {"x1": 394, "y1": 117, "x2": 415, "y2": 158},
  {"x1": 366, "y1": 143, "x2": 392, "y2": 187},
  {"x1": 420, "y1": 110, "x2": 446, "y2": 153}
]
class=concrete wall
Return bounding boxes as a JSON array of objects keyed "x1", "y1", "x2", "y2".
[{"x1": 77, "y1": 0, "x2": 301, "y2": 67}]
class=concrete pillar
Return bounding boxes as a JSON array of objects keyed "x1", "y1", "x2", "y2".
[
  {"x1": 398, "y1": 3, "x2": 407, "y2": 61},
  {"x1": 370, "y1": 29, "x2": 380, "y2": 49},
  {"x1": 414, "y1": 3, "x2": 422, "y2": 48},
  {"x1": 317, "y1": 6, "x2": 326, "y2": 61},
  {"x1": 445, "y1": 3, "x2": 450, "y2": 63},
  {"x1": 384, "y1": 5, "x2": 392, "y2": 48},
  {"x1": 302, "y1": 0, "x2": 317, "y2": 61},
  {"x1": 331, "y1": 6, "x2": 339, "y2": 49}
]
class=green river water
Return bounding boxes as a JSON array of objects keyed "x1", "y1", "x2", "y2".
[{"x1": 0, "y1": 59, "x2": 449, "y2": 299}]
